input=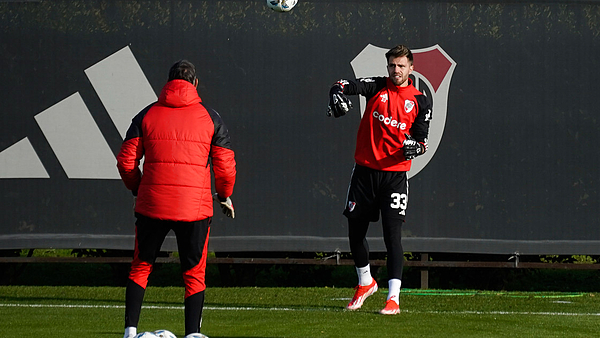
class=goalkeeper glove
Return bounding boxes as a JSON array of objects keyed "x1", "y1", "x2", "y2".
[
  {"x1": 327, "y1": 84, "x2": 352, "y2": 118},
  {"x1": 403, "y1": 133, "x2": 426, "y2": 160},
  {"x1": 213, "y1": 193, "x2": 235, "y2": 219}
]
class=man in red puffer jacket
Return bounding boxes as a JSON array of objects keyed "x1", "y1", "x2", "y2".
[{"x1": 117, "y1": 60, "x2": 236, "y2": 338}]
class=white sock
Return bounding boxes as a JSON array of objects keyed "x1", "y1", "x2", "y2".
[
  {"x1": 387, "y1": 278, "x2": 401, "y2": 303},
  {"x1": 356, "y1": 264, "x2": 373, "y2": 286},
  {"x1": 124, "y1": 326, "x2": 137, "y2": 338}
]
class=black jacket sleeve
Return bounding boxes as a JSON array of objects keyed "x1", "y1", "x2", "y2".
[
  {"x1": 335, "y1": 77, "x2": 388, "y2": 102},
  {"x1": 410, "y1": 94, "x2": 433, "y2": 144}
]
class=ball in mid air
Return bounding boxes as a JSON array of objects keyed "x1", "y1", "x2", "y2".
[{"x1": 266, "y1": 0, "x2": 298, "y2": 12}]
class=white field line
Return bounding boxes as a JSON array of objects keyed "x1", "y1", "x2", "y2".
[{"x1": 1, "y1": 303, "x2": 599, "y2": 316}]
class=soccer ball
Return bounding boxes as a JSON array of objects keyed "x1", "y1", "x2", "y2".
[
  {"x1": 154, "y1": 330, "x2": 177, "y2": 338},
  {"x1": 266, "y1": 0, "x2": 297, "y2": 12},
  {"x1": 134, "y1": 333, "x2": 158, "y2": 338},
  {"x1": 184, "y1": 334, "x2": 209, "y2": 338}
]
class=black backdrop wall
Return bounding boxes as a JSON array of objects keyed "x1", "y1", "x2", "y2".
[{"x1": 1, "y1": 0, "x2": 599, "y2": 255}]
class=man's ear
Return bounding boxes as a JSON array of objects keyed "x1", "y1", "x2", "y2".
[{"x1": 194, "y1": 78, "x2": 198, "y2": 88}]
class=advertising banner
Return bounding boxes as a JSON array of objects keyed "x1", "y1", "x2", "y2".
[{"x1": 1, "y1": 1, "x2": 599, "y2": 254}]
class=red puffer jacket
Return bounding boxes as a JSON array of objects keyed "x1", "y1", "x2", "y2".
[{"x1": 117, "y1": 79, "x2": 236, "y2": 221}]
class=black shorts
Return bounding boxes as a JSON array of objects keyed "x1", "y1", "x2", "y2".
[{"x1": 343, "y1": 164, "x2": 409, "y2": 222}]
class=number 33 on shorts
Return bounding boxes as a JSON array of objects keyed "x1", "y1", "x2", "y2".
[{"x1": 390, "y1": 192, "x2": 408, "y2": 215}]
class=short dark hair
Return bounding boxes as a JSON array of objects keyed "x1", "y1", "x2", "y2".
[
  {"x1": 168, "y1": 59, "x2": 197, "y2": 84},
  {"x1": 385, "y1": 45, "x2": 413, "y2": 64}
]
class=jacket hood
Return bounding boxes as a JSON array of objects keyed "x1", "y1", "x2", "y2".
[{"x1": 158, "y1": 79, "x2": 202, "y2": 107}]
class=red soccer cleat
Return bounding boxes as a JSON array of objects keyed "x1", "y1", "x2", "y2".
[
  {"x1": 379, "y1": 296, "x2": 400, "y2": 315},
  {"x1": 346, "y1": 279, "x2": 378, "y2": 310}
]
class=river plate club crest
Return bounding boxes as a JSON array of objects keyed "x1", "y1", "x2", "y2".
[{"x1": 350, "y1": 44, "x2": 457, "y2": 179}]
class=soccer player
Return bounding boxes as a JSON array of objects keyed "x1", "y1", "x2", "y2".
[
  {"x1": 117, "y1": 60, "x2": 236, "y2": 337},
  {"x1": 327, "y1": 45, "x2": 432, "y2": 315}
]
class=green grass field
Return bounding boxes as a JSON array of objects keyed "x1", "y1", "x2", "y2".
[{"x1": 1, "y1": 286, "x2": 598, "y2": 338}]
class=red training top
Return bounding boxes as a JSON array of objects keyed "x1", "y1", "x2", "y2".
[{"x1": 339, "y1": 77, "x2": 432, "y2": 172}]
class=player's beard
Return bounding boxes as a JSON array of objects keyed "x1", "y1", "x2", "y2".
[{"x1": 390, "y1": 73, "x2": 408, "y2": 86}]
